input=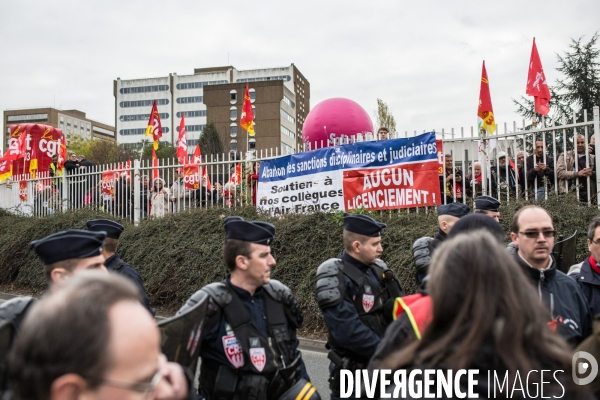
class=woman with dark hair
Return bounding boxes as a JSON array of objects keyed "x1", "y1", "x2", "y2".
[{"x1": 377, "y1": 231, "x2": 587, "y2": 399}]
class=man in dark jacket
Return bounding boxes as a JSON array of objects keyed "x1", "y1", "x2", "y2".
[
  {"x1": 569, "y1": 216, "x2": 600, "y2": 318},
  {"x1": 86, "y1": 219, "x2": 154, "y2": 316},
  {"x1": 63, "y1": 152, "x2": 82, "y2": 207},
  {"x1": 509, "y1": 205, "x2": 592, "y2": 345},
  {"x1": 526, "y1": 140, "x2": 555, "y2": 199}
]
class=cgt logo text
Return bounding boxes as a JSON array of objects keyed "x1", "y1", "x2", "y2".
[{"x1": 339, "y1": 368, "x2": 575, "y2": 399}]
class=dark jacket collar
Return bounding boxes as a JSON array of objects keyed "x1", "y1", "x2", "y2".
[
  {"x1": 340, "y1": 250, "x2": 370, "y2": 272},
  {"x1": 513, "y1": 251, "x2": 556, "y2": 282},
  {"x1": 226, "y1": 275, "x2": 263, "y2": 300},
  {"x1": 578, "y1": 256, "x2": 600, "y2": 285},
  {"x1": 434, "y1": 228, "x2": 447, "y2": 241},
  {"x1": 104, "y1": 253, "x2": 120, "y2": 269}
]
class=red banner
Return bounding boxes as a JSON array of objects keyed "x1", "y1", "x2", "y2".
[
  {"x1": 343, "y1": 162, "x2": 440, "y2": 210},
  {"x1": 19, "y1": 180, "x2": 28, "y2": 202},
  {"x1": 101, "y1": 170, "x2": 115, "y2": 199},
  {"x1": 7, "y1": 124, "x2": 63, "y2": 176},
  {"x1": 183, "y1": 164, "x2": 200, "y2": 190}
]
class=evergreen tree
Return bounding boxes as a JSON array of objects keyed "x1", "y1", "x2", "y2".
[{"x1": 199, "y1": 121, "x2": 224, "y2": 158}]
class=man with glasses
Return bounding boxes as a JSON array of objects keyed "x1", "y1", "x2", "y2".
[
  {"x1": 7, "y1": 271, "x2": 190, "y2": 400},
  {"x1": 510, "y1": 205, "x2": 591, "y2": 345},
  {"x1": 569, "y1": 216, "x2": 600, "y2": 317}
]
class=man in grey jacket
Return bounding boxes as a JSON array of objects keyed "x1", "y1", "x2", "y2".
[{"x1": 170, "y1": 168, "x2": 194, "y2": 213}]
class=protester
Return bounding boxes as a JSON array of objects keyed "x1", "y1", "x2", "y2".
[
  {"x1": 63, "y1": 152, "x2": 82, "y2": 207},
  {"x1": 222, "y1": 182, "x2": 236, "y2": 208},
  {"x1": 473, "y1": 195, "x2": 501, "y2": 222},
  {"x1": 246, "y1": 162, "x2": 259, "y2": 206},
  {"x1": 509, "y1": 205, "x2": 591, "y2": 345},
  {"x1": 377, "y1": 127, "x2": 389, "y2": 141},
  {"x1": 439, "y1": 154, "x2": 464, "y2": 204},
  {"x1": 377, "y1": 231, "x2": 586, "y2": 399},
  {"x1": 569, "y1": 216, "x2": 600, "y2": 317},
  {"x1": 177, "y1": 216, "x2": 316, "y2": 399},
  {"x1": 87, "y1": 219, "x2": 154, "y2": 316},
  {"x1": 170, "y1": 168, "x2": 193, "y2": 213},
  {"x1": 7, "y1": 271, "x2": 191, "y2": 400},
  {"x1": 150, "y1": 178, "x2": 170, "y2": 217},
  {"x1": 526, "y1": 140, "x2": 555, "y2": 199},
  {"x1": 557, "y1": 134, "x2": 596, "y2": 202},
  {"x1": 48, "y1": 153, "x2": 62, "y2": 192},
  {"x1": 315, "y1": 213, "x2": 403, "y2": 400},
  {"x1": 494, "y1": 151, "x2": 521, "y2": 195}
]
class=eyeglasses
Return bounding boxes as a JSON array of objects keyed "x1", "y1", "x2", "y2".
[
  {"x1": 519, "y1": 230, "x2": 556, "y2": 239},
  {"x1": 590, "y1": 238, "x2": 600, "y2": 245},
  {"x1": 84, "y1": 370, "x2": 163, "y2": 397}
]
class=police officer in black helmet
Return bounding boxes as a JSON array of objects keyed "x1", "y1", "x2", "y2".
[
  {"x1": 177, "y1": 216, "x2": 318, "y2": 400},
  {"x1": 314, "y1": 213, "x2": 403, "y2": 400}
]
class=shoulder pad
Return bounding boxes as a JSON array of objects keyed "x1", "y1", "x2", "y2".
[
  {"x1": 412, "y1": 237, "x2": 433, "y2": 276},
  {"x1": 176, "y1": 289, "x2": 209, "y2": 317},
  {"x1": 265, "y1": 280, "x2": 303, "y2": 329},
  {"x1": 0, "y1": 296, "x2": 36, "y2": 329},
  {"x1": 314, "y1": 258, "x2": 346, "y2": 309},
  {"x1": 373, "y1": 259, "x2": 389, "y2": 270},
  {"x1": 177, "y1": 282, "x2": 231, "y2": 318}
]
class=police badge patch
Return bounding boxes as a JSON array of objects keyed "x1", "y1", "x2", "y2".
[
  {"x1": 362, "y1": 294, "x2": 375, "y2": 313},
  {"x1": 250, "y1": 347, "x2": 266, "y2": 372},
  {"x1": 222, "y1": 334, "x2": 244, "y2": 368}
]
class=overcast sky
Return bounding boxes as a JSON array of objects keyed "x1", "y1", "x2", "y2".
[{"x1": 1, "y1": 0, "x2": 598, "y2": 150}]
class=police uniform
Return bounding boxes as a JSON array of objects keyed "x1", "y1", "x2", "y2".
[
  {"x1": 314, "y1": 214, "x2": 403, "y2": 400},
  {"x1": 86, "y1": 219, "x2": 155, "y2": 316},
  {"x1": 474, "y1": 195, "x2": 501, "y2": 214},
  {"x1": 177, "y1": 217, "x2": 317, "y2": 400},
  {"x1": 413, "y1": 202, "x2": 470, "y2": 286}
]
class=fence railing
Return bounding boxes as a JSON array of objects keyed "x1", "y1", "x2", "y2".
[{"x1": 1, "y1": 106, "x2": 598, "y2": 221}]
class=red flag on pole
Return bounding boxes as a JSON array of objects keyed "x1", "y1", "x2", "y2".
[
  {"x1": 477, "y1": 61, "x2": 497, "y2": 135},
  {"x1": 191, "y1": 144, "x2": 211, "y2": 190},
  {"x1": 176, "y1": 115, "x2": 187, "y2": 164},
  {"x1": 4, "y1": 132, "x2": 27, "y2": 162},
  {"x1": 29, "y1": 143, "x2": 38, "y2": 178},
  {"x1": 152, "y1": 146, "x2": 159, "y2": 180},
  {"x1": 229, "y1": 163, "x2": 242, "y2": 185},
  {"x1": 58, "y1": 135, "x2": 67, "y2": 171},
  {"x1": 145, "y1": 100, "x2": 163, "y2": 150},
  {"x1": 526, "y1": 38, "x2": 552, "y2": 116},
  {"x1": 240, "y1": 83, "x2": 255, "y2": 136}
]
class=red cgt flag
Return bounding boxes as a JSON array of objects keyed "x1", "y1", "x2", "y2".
[
  {"x1": 58, "y1": 135, "x2": 67, "y2": 171},
  {"x1": 191, "y1": 144, "x2": 211, "y2": 190},
  {"x1": 176, "y1": 115, "x2": 187, "y2": 164},
  {"x1": 145, "y1": 100, "x2": 163, "y2": 150},
  {"x1": 4, "y1": 131, "x2": 27, "y2": 162},
  {"x1": 526, "y1": 38, "x2": 552, "y2": 116},
  {"x1": 229, "y1": 163, "x2": 242, "y2": 185},
  {"x1": 240, "y1": 83, "x2": 255, "y2": 137},
  {"x1": 477, "y1": 61, "x2": 496, "y2": 135}
]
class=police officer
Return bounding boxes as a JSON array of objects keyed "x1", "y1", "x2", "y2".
[
  {"x1": 177, "y1": 216, "x2": 317, "y2": 400},
  {"x1": 412, "y1": 202, "x2": 470, "y2": 286},
  {"x1": 86, "y1": 219, "x2": 155, "y2": 316},
  {"x1": 474, "y1": 195, "x2": 501, "y2": 222},
  {"x1": 314, "y1": 213, "x2": 403, "y2": 400}
]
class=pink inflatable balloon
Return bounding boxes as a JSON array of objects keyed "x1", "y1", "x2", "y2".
[{"x1": 302, "y1": 98, "x2": 374, "y2": 148}]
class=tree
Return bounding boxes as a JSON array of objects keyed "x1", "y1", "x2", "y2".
[
  {"x1": 373, "y1": 99, "x2": 397, "y2": 135},
  {"x1": 141, "y1": 140, "x2": 177, "y2": 161},
  {"x1": 65, "y1": 135, "x2": 138, "y2": 166},
  {"x1": 199, "y1": 121, "x2": 224, "y2": 158}
]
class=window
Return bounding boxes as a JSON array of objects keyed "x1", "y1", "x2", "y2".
[
  {"x1": 281, "y1": 109, "x2": 295, "y2": 124},
  {"x1": 281, "y1": 125, "x2": 295, "y2": 139},
  {"x1": 67, "y1": 118, "x2": 71, "y2": 126},
  {"x1": 283, "y1": 95, "x2": 295, "y2": 108},
  {"x1": 282, "y1": 143, "x2": 294, "y2": 154},
  {"x1": 176, "y1": 80, "x2": 228, "y2": 90},
  {"x1": 230, "y1": 90, "x2": 237, "y2": 104},
  {"x1": 230, "y1": 106, "x2": 237, "y2": 120},
  {"x1": 252, "y1": 105, "x2": 256, "y2": 118},
  {"x1": 87, "y1": 123, "x2": 91, "y2": 131},
  {"x1": 249, "y1": 138, "x2": 256, "y2": 150},
  {"x1": 119, "y1": 84, "x2": 169, "y2": 94},
  {"x1": 175, "y1": 110, "x2": 206, "y2": 118},
  {"x1": 249, "y1": 88, "x2": 256, "y2": 102},
  {"x1": 119, "y1": 113, "x2": 169, "y2": 122},
  {"x1": 176, "y1": 125, "x2": 205, "y2": 132},
  {"x1": 230, "y1": 124, "x2": 237, "y2": 137},
  {"x1": 230, "y1": 140, "x2": 237, "y2": 151},
  {"x1": 187, "y1": 139, "x2": 199, "y2": 146},
  {"x1": 120, "y1": 99, "x2": 169, "y2": 108},
  {"x1": 119, "y1": 127, "x2": 169, "y2": 136},
  {"x1": 236, "y1": 75, "x2": 291, "y2": 83},
  {"x1": 59, "y1": 116, "x2": 64, "y2": 122},
  {"x1": 176, "y1": 96, "x2": 203, "y2": 104}
]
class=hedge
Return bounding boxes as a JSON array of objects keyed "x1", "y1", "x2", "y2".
[{"x1": 0, "y1": 192, "x2": 598, "y2": 334}]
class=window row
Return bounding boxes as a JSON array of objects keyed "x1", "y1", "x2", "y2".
[
  {"x1": 187, "y1": 139, "x2": 199, "y2": 146},
  {"x1": 176, "y1": 125, "x2": 205, "y2": 132},
  {"x1": 236, "y1": 75, "x2": 291, "y2": 83},
  {"x1": 176, "y1": 80, "x2": 228, "y2": 90},
  {"x1": 282, "y1": 143, "x2": 295, "y2": 155},
  {"x1": 230, "y1": 139, "x2": 237, "y2": 151},
  {"x1": 119, "y1": 113, "x2": 169, "y2": 122},
  {"x1": 283, "y1": 95, "x2": 295, "y2": 108},
  {"x1": 119, "y1": 127, "x2": 170, "y2": 136},
  {"x1": 120, "y1": 99, "x2": 169, "y2": 108},
  {"x1": 281, "y1": 125, "x2": 295, "y2": 139},
  {"x1": 176, "y1": 96, "x2": 203, "y2": 104},
  {"x1": 176, "y1": 110, "x2": 206, "y2": 118},
  {"x1": 119, "y1": 85, "x2": 169, "y2": 94},
  {"x1": 281, "y1": 109, "x2": 295, "y2": 124}
]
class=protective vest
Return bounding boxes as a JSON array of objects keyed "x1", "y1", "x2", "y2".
[
  {"x1": 200, "y1": 282, "x2": 301, "y2": 400},
  {"x1": 393, "y1": 294, "x2": 433, "y2": 340},
  {"x1": 50, "y1": 163, "x2": 63, "y2": 177}
]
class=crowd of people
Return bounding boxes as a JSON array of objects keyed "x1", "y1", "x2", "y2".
[{"x1": 3, "y1": 190, "x2": 600, "y2": 399}]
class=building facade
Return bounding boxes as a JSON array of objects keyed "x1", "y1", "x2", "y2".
[
  {"x1": 3, "y1": 107, "x2": 115, "y2": 150},
  {"x1": 114, "y1": 64, "x2": 309, "y2": 155}
]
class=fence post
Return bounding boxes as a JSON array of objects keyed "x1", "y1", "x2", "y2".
[
  {"x1": 133, "y1": 159, "x2": 141, "y2": 226},
  {"x1": 61, "y1": 171, "x2": 68, "y2": 213},
  {"x1": 594, "y1": 106, "x2": 600, "y2": 209}
]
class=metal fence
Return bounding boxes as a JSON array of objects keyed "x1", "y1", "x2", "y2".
[{"x1": 1, "y1": 106, "x2": 599, "y2": 221}]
